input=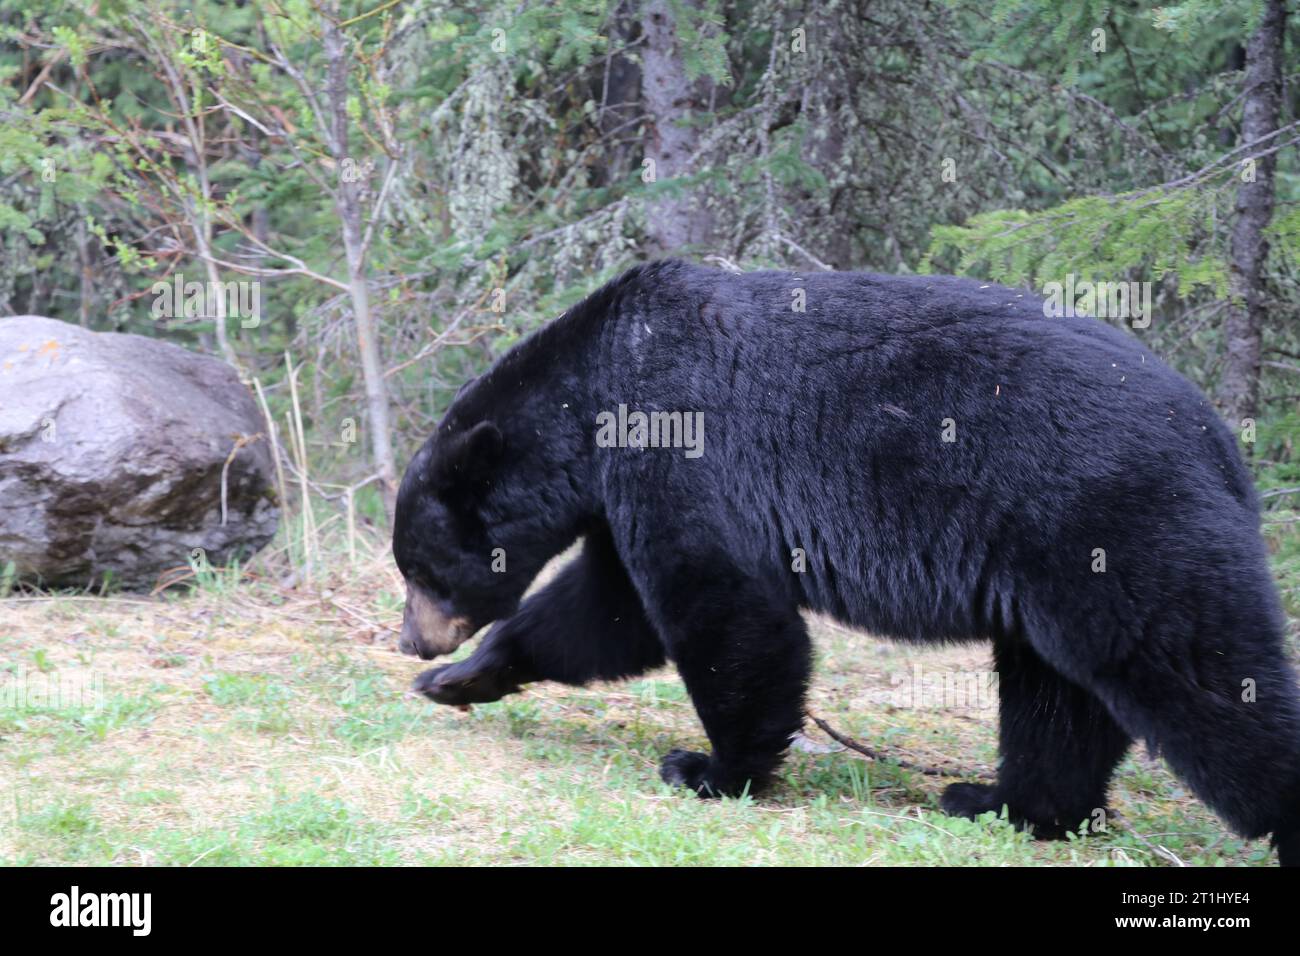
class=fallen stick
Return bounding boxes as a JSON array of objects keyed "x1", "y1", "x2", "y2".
[{"x1": 807, "y1": 713, "x2": 996, "y2": 782}]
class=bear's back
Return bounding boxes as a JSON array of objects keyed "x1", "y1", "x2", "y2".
[{"x1": 595, "y1": 262, "x2": 1259, "y2": 631}]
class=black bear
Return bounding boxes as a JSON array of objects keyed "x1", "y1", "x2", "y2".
[{"x1": 392, "y1": 260, "x2": 1300, "y2": 863}]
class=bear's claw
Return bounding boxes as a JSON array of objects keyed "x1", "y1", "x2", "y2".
[
  {"x1": 414, "y1": 662, "x2": 523, "y2": 706},
  {"x1": 660, "y1": 749, "x2": 723, "y2": 797}
]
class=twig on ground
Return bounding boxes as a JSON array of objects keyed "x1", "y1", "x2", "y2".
[{"x1": 807, "y1": 712, "x2": 996, "y2": 782}]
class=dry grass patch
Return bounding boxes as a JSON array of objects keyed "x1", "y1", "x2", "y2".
[{"x1": 1, "y1": 540, "x2": 1289, "y2": 866}]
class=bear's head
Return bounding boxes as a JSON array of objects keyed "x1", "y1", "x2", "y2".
[{"x1": 392, "y1": 419, "x2": 518, "y2": 659}]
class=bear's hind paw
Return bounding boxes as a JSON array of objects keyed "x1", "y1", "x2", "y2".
[
  {"x1": 940, "y1": 782, "x2": 1005, "y2": 820},
  {"x1": 941, "y1": 782, "x2": 1098, "y2": 840}
]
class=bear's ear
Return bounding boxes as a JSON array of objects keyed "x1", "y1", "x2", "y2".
[
  {"x1": 433, "y1": 420, "x2": 503, "y2": 493},
  {"x1": 462, "y1": 419, "x2": 503, "y2": 462}
]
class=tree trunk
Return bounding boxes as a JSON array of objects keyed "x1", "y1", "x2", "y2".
[
  {"x1": 147, "y1": 18, "x2": 238, "y2": 369},
  {"x1": 199, "y1": 226, "x2": 235, "y2": 368},
  {"x1": 801, "y1": 8, "x2": 853, "y2": 269},
  {"x1": 75, "y1": 211, "x2": 94, "y2": 327},
  {"x1": 593, "y1": 0, "x2": 642, "y2": 188},
  {"x1": 1219, "y1": 0, "x2": 1287, "y2": 432},
  {"x1": 323, "y1": 13, "x2": 398, "y2": 518},
  {"x1": 641, "y1": 0, "x2": 717, "y2": 253},
  {"x1": 343, "y1": 250, "x2": 396, "y2": 518}
]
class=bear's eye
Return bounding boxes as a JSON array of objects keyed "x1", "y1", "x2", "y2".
[{"x1": 409, "y1": 568, "x2": 446, "y2": 600}]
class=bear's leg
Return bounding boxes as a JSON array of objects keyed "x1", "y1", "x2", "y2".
[
  {"x1": 650, "y1": 579, "x2": 811, "y2": 798},
  {"x1": 1011, "y1": 560, "x2": 1300, "y2": 864},
  {"x1": 1083, "y1": 636, "x2": 1300, "y2": 863},
  {"x1": 941, "y1": 636, "x2": 1131, "y2": 838},
  {"x1": 414, "y1": 524, "x2": 665, "y2": 705}
]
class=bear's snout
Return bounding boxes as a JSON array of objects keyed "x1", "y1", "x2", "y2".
[
  {"x1": 397, "y1": 627, "x2": 438, "y2": 660},
  {"x1": 398, "y1": 581, "x2": 476, "y2": 659}
]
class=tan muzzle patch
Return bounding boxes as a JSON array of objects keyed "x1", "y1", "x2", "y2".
[{"x1": 397, "y1": 582, "x2": 475, "y2": 660}]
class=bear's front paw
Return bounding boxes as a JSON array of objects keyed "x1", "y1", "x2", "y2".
[
  {"x1": 940, "y1": 782, "x2": 1004, "y2": 820},
  {"x1": 660, "y1": 749, "x2": 720, "y2": 797},
  {"x1": 660, "y1": 750, "x2": 769, "y2": 798},
  {"x1": 413, "y1": 661, "x2": 523, "y2": 706}
]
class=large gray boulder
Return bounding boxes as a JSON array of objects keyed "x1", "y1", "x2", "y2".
[{"x1": 0, "y1": 316, "x2": 278, "y2": 590}]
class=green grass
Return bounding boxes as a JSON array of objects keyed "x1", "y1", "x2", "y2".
[{"x1": 1, "y1": 527, "x2": 1297, "y2": 866}]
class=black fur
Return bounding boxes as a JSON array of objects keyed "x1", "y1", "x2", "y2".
[{"x1": 393, "y1": 260, "x2": 1300, "y2": 863}]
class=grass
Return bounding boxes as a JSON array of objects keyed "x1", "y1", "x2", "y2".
[{"x1": 1, "y1": 514, "x2": 1297, "y2": 867}]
